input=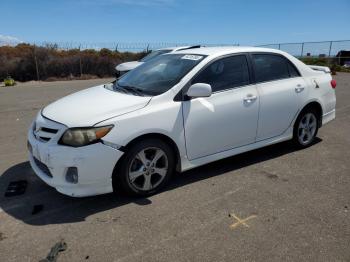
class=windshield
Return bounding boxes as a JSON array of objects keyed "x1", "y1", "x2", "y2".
[
  {"x1": 140, "y1": 49, "x2": 172, "y2": 62},
  {"x1": 116, "y1": 54, "x2": 205, "y2": 96}
]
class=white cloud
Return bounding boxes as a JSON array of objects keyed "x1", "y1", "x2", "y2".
[{"x1": 0, "y1": 34, "x2": 23, "y2": 46}]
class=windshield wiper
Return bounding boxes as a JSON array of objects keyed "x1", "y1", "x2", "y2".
[{"x1": 117, "y1": 84, "x2": 146, "y2": 96}]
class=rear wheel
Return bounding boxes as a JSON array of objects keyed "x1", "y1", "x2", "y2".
[
  {"x1": 114, "y1": 139, "x2": 175, "y2": 196},
  {"x1": 293, "y1": 109, "x2": 319, "y2": 148}
]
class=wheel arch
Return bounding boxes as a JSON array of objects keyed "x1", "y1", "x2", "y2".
[
  {"x1": 115, "y1": 133, "x2": 182, "y2": 174},
  {"x1": 297, "y1": 101, "x2": 323, "y2": 128}
]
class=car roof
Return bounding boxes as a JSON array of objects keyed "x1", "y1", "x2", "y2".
[
  {"x1": 172, "y1": 46, "x2": 285, "y2": 57},
  {"x1": 171, "y1": 46, "x2": 315, "y2": 76}
]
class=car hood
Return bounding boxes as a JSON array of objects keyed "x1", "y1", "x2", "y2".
[
  {"x1": 115, "y1": 61, "x2": 143, "y2": 72},
  {"x1": 42, "y1": 84, "x2": 151, "y2": 127}
]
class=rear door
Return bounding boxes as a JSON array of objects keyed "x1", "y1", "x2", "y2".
[
  {"x1": 182, "y1": 54, "x2": 259, "y2": 160},
  {"x1": 251, "y1": 53, "x2": 307, "y2": 141}
]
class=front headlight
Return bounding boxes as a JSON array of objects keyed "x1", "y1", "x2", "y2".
[{"x1": 59, "y1": 125, "x2": 113, "y2": 147}]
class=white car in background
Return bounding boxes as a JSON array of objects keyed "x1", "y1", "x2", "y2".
[
  {"x1": 28, "y1": 47, "x2": 336, "y2": 197},
  {"x1": 343, "y1": 61, "x2": 350, "y2": 68},
  {"x1": 115, "y1": 45, "x2": 200, "y2": 77}
]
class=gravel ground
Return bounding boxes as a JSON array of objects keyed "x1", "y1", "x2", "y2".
[{"x1": 0, "y1": 75, "x2": 349, "y2": 262}]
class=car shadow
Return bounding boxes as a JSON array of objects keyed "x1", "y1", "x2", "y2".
[{"x1": 0, "y1": 138, "x2": 322, "y2": 226}]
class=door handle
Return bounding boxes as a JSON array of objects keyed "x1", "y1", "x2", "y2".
[
  {"x1": 295, "y1": 84, "x2": 305, "y2": 93},
  {"x1": 243, "y1": 94, "x2": 257, "y2": 103}
]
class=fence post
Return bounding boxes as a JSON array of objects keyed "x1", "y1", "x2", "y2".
[
  {"x1": 328, "y1": 41, "x2": 333, "y2": 57},
  {"x1": 301, "y1": 42, "x2": 304, "y2": 57},
  {"x1": 146, "y1": 44, "x2": 150, "y2": 53},
  {"x1": 33, "y1": 44, "x2": 40, "y2": 81},
  {"x1": 278, "y1": 44, "x2": 281, "y2": 50},
  {"x1": 79, "y1": 45, "x2": 83, "y2": 78}
]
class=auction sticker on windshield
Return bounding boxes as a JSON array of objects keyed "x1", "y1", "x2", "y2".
[{"x1": 181, "y1": 55, "x2": 203, "y2": 61}]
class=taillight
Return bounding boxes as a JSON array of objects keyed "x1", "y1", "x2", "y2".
[{"x1": 331, "y1": 79, "x2": 336, "y2": 89}]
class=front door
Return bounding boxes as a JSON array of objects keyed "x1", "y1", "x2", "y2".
[{"x1": 182, "y1": 54, "x2": 259, "y2": 160}]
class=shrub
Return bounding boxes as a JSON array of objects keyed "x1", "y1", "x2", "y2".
[
  {"x1": 299, "y1": 57, "x2": 350, "y2": 73},
  {"x1": 0, "y1": 44, "x2": 147, "y2": 82},
  {"x1": 4, "y1": 76, "x2": 15, "y2": 86}
]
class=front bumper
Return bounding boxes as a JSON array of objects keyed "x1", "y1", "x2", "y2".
[{"x1": 27, "y1": 116, "x2": 123, "y2": 197}]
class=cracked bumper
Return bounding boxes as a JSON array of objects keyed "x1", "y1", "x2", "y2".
[{"x1": 27, "y1": 123, "x2": 123, "y2": 197}]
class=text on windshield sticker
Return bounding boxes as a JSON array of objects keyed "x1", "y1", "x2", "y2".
[{"x1": 181, "y1": 55, "x2": 203, "y2": 61}]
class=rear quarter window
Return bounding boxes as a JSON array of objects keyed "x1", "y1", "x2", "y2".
[{"x1": 287, "y1": 62, "x2": 301, "y2": 77}]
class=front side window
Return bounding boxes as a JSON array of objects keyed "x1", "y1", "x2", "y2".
[
  {"x1": 253, "y1": 54, "x2": 299, "y2": 83},
  {"x1": 192, "y1": 55, "x2": 250, "y2": 92},
  {"x1": 116, "y1": 54, "x2": 205, "y2": 96}
]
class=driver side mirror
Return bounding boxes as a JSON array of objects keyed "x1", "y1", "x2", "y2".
[{"x1": 186, "y1": 83, "x2": 212, "y2": 99}]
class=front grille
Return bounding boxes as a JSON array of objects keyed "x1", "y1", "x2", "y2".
[
  {"x1": 33, "y1": 157, "x2": 53, "y2": 178},
  {"x1": 41, "y1": 127, "x2": 58, "y2": 134},
  {"x1": 33, "y1": 113, "x2": 65, "y2": 143},
  {"x1": 33, "y1": 126, "x2": 59, "y2": 143}
]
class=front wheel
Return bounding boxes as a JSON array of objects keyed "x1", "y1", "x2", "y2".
[
  {"x1": 114, "y1": 139, "x2": 175, "y2": 196},
  {"x1": 293, "y1": 109, "x2": 319, "y2": 148}
]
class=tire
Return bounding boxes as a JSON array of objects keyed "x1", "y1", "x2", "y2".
[
  {"x1": 292, "y1": 108, "x2": 319, "y2": 148},
  {"x1": 113, "y1": 138, "x2": 175, "y2": 197}
]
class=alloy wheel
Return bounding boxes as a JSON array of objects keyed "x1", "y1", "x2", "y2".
[
  {"x1": 128, "y1": 147, "x2": 168, "y2": 191},
  {"x1": 297, "y1": 113, "x2": 317, "y2": 145}
]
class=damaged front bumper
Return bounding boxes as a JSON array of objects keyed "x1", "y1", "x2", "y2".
[{"x1": 27, "y1": 115, "x2": 123, "y2": 197}]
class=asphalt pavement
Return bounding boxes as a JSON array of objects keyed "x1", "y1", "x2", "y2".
[{"x1": 0, "y1": 75, "x2": 349, "y2": 262}]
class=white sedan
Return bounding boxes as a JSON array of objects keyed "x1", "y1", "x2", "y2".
[
  {"x1": 28, "y1": 47, "x2": 336, "y2": 197},
  {"x1": 115, "y1": 45, "x2": 200, "y2": 77}
]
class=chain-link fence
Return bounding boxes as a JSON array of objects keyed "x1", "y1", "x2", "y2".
[
  {"x1": 33, "y1": 40, "x2": 350, "y2": 67},
  {"x1": 28, "y1": 40, "x2": 350, "y2": 57},
  {"x1": 29, "y1": 42, "x2": 239, "y2": 52},
  {"x1": 257, "y1": 40, "x2": 350, "y2": 58},
  {"x1": 1, "y1": 40, "x2": 349, "y2": 81}
]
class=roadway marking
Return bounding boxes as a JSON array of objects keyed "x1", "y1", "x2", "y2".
[{"x1": 229, "y1": 213, "x2": 257, "y2": 230}]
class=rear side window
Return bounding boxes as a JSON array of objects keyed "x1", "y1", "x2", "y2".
[
  {"x1": 253, "y1": 54, "x2": 299, "y2": 83},
  {"x1": 192, "y1": 55, "x2": 250, "y2": 92}
]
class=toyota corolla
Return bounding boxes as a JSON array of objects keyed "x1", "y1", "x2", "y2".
[{"x1": 27, "y1": 47, "x2": 336, "y2": 197}]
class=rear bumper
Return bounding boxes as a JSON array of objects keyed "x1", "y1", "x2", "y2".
[
  {"x1": 322, "y1": 109, "x2": 336, "y2": 126},
  {"x1": 28, "y1": 122, "x2": 123, "y2": 197}
]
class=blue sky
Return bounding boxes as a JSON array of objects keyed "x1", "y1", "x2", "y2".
[{"x1": 0, "y1": 0, "x2": 349, "y2": 45}]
